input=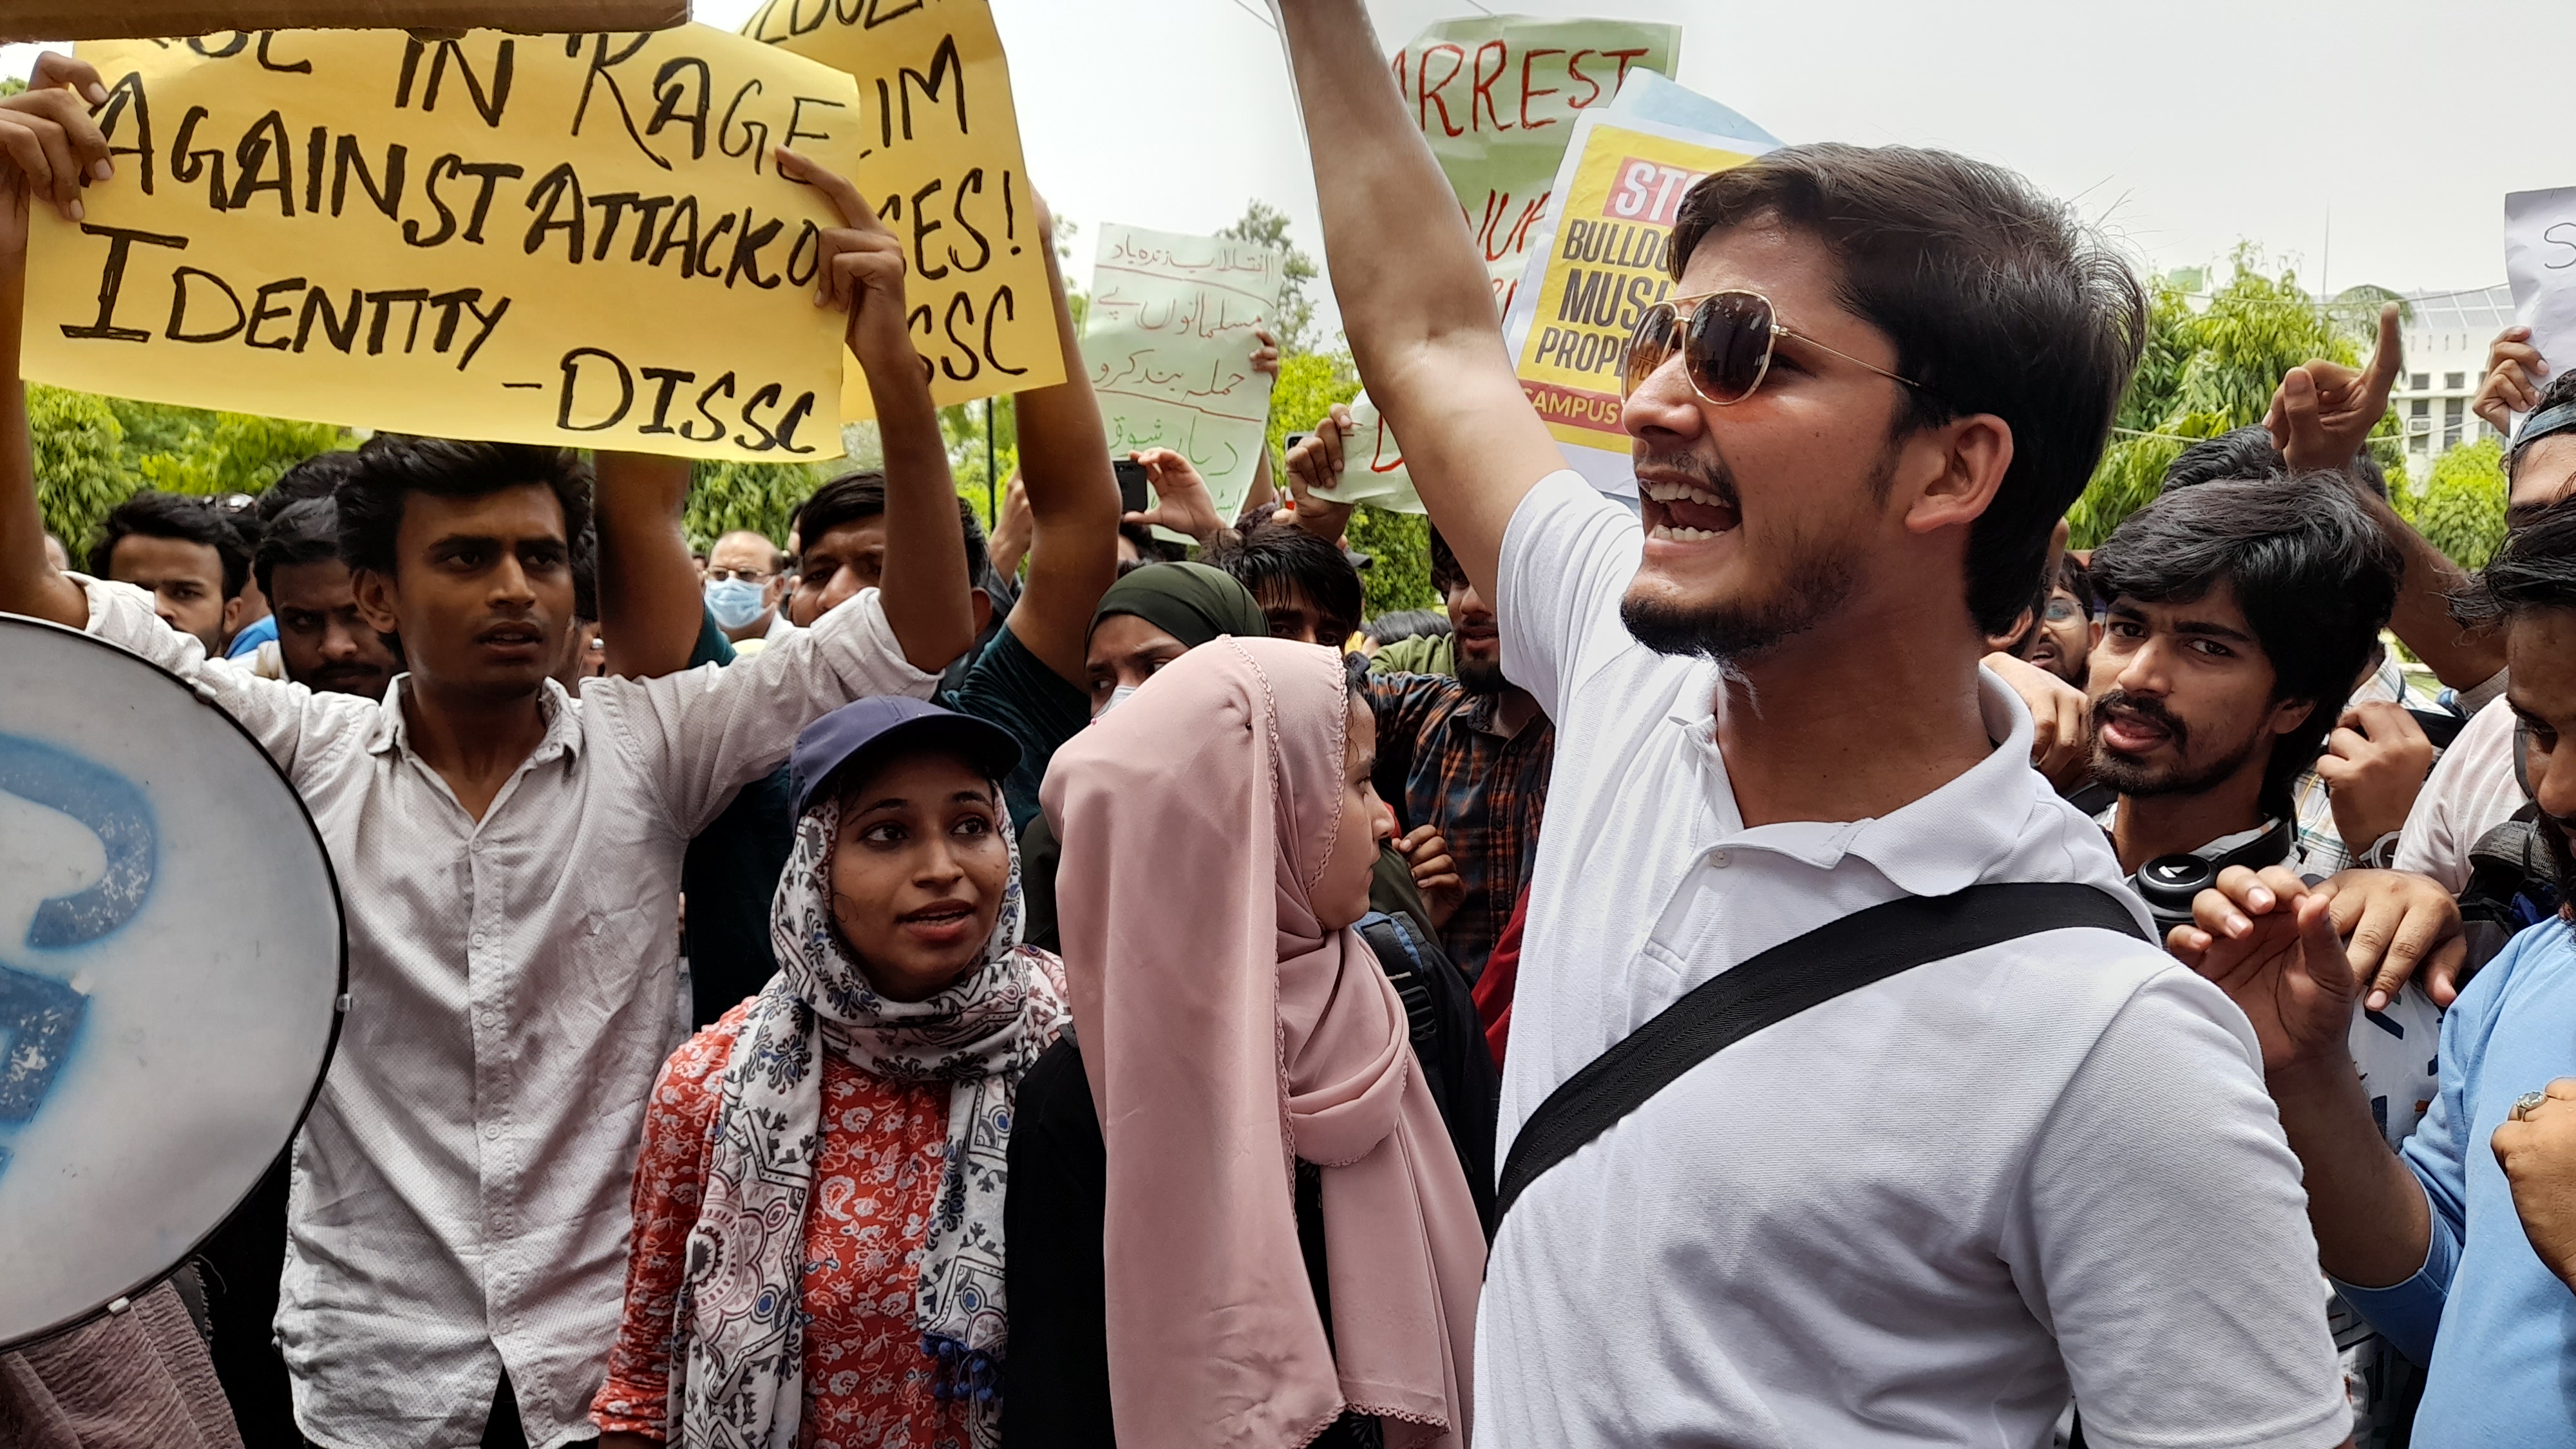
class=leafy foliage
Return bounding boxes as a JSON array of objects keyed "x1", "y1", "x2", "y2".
[
  {"x1": 27, "y1": 388, "x2": 352, "y2": 549},
  {"x1": 2414, "y1": 438, "x2": 2507, "y2": 571},
  {"x1": 685, "y1": 460, "x2": 826, "y2": 550},
  {"x1": 2070, "y1": 252, "x2": 2399, "y2": 547},
  {"x1": 1218, "y1": 200, "x2": 1320, "y2": 357},
  {"x1": 1260, "y1": 348, "x2": 1437, "y2": 614}
]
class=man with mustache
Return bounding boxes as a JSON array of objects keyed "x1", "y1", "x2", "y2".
[
  {"x1": 2175, "y1": 498, "x2": 2576, "y2": 1448},
  {"x1": 1274, "y1": 2, "x2": 2354, "y2": 1444},
  {"x1": 2085, "y1": 471, "x2": 2461, "y2": 1444},
  {"x1": 247, "y1": 497, "x2": 402, "y2": 701}
]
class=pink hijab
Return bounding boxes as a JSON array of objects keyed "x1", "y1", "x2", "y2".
[{"x1": 1041, "y1": 636, "x2": 1484, "y2": 1449}]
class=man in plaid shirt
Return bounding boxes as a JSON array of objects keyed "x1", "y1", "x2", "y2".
[{"x1": 1361, "y1": 528, "x2": 1555, "y2": 977}]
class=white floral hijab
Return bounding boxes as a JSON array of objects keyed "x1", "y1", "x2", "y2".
[{"x1": 669, "y1": 790, "x2": 1068, "y2": 1448}]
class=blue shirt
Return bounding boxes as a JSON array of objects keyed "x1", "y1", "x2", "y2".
[
  {"x1": 2338, "y1": 916, "x2": 2576, "y2": 1446},
  {"x1": 225, "y1": 612, "x2": 277, "y2": 659}
]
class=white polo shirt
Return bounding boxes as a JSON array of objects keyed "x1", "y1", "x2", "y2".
[{"x1": 1483, "y1": 472, "x2": 2347, "y2": 1449}]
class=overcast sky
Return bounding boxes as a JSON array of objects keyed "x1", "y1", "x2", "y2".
[{"x1": 8, "y1": 0, "x2": 2564, "y2": 341}]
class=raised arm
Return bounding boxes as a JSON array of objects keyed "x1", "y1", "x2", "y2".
[
  {"x1": 591, "y1": 451, "x2": 702, "y2": 679},
  {"x1": 781, "y1": 149, "x2": 975, "y2": 674},
  {"x1": 1001, "y1": 198, "x2": 1121, "y2": 687},
  {"x1": 0, "y1": 57, "x2": 109, "y2": 629},
  {"x1": 1273, "y1": 0, "x2": 1560, "y2": 601}
]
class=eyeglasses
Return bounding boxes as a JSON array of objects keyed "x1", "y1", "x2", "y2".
[
  {"x1": 2043, "y1": 597, "x2": 2084, "y2": 624},
  {"x1": 1621, "y1": 288, "x2": 1926, "y2": 406},
  {"x1": 705, "y1": 567, "x2": 774, "y2": 583}
]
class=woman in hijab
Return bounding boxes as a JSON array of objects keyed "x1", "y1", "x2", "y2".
[
  {"x1": 596, "y1": 697, "x2": 1068, "y2": 1449},
  {"x1": 1004, "y1": 637, "x2": 1486, "y2": 1449},
  {"x1": 1018, "y1": 562, "x2": 1271, "y2": 951}
]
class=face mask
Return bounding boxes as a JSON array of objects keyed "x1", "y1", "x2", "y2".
[
  {"x1": 705, "y1": 577, "x2": 768, "y2": 631},
  {"x1": 1095, "y1": 683, "x2": 1139, "y2": 719}
]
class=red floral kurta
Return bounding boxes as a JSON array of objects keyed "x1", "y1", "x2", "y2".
[{"x1": 592, "y1": 1003, "x2": 972, "y2": 1448}]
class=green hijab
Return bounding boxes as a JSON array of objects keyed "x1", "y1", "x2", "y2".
[{"x1": 1090, "y1": 561, "x2": 1268, "y2": 647}]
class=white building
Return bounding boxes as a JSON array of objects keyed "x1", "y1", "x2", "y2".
[{"x1": 2391, "y1": 285, "x2": 2514, "y2": 477}]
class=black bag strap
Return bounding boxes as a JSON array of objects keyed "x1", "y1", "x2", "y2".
[{"x1": 1493, "y1": 881, "x2": 2148, "y2": 1222}]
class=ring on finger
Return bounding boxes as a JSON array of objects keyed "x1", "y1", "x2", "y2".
[{"x1": 2514, "y1": 1089, "x2": 2549, "y2": 1121}]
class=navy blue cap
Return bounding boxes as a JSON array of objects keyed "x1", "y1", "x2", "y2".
[{"x1": 788, "y1": 696, "x2": 1022, "y2": 822}]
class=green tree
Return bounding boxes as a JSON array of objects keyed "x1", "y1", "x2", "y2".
[
  {"x1": 29, "y1": 384, "x2": 127, "y2": 553},
  {"x1": 2070, "y1": 252, "x2": 2401, "y2": 547},
  {"x1": 2413, "y1": 437, "x2": 2506, "y2": 571},
  {"x1": 685, "y1": 460, "x2": 826, "y2": 549},
  {"x1": 1218, "y1": 200, "x2": 1320, "y2": 357}
]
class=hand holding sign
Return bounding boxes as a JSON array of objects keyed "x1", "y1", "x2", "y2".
[
  {"x1": 2474, "y1": 325, "x2": 2549, "y2": 435},
  {"x1": 0, "y1": 56, "x2": 113, "y2": 247},
  {"x1": 2263, "y1": 301, "x2": 2402, "y2": 473},
  {"x1": 779, "y1": 147, "x2": 911, "y2": 376}
]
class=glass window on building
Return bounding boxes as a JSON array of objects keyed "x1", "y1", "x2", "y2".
[
  {"x1": 2411, "y1": 373, "x2": 2430, "y2": 391},
  {"x1": 2445, "y1": 397, "x2": 2465, "y2": 451},
  {"x1": 2411, "y1": 397, "x2": 2431, "y2": 453},
  {"x1": 2447, "y1": 372, "x2": 2468, "y2": 390}
]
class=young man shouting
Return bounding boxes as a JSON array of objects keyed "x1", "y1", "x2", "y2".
[{"x1": 1273, "y1": 3, "x2": 2352, "y2": 1444}]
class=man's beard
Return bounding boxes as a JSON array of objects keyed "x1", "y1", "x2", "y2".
[
  {"x1": 1457, "y1": 652, "x2": 1506, "y2": 696},
  {"x1": 2088, "y1": 688, "x2": 2268, "y2": 799},
  {"x1": 1617, "y1": 447, "x2": 1871, "y2": 665}
]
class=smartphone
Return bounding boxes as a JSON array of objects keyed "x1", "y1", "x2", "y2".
[
  {"x1": 1285, "y1": 431, "x2": 1309, "y2": 457},
  {"x1": 1112, "y1": 458, "x2": 1150, "y2": 515}
]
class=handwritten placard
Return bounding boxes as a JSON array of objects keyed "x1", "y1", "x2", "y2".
[
  {"x1": 742, "y1": 0, "x2": 1066, "y2": 424},
  {"x1": 1390, "y1": 16, "x2": 1678, "y2": 319},
  {"x1": 1083, "y1": 222, "x2": 1282, "y2": 526},
  {"x1": 1499, "y1": 101, "x2": 1772, "y2": 495},
  {"x1": 2506, "y1": 186, "x2": 2576, "y2": 393},
  {"x1": 23, "y1": 26, "x2": 866, "y2": 460},
  {"x1": 1307, "y1": 391, "x2": 1421, "y2": 514}
]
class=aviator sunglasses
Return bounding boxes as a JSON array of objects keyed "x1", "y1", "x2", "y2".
[{"x1": 1622, "y1": 288, "x2": 1926, "y2": 405}]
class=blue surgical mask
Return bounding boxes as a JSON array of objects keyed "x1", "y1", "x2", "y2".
[
  {"x1": 1095, "y1": 683, "x2": 1139, "y2": 719},
  {"x1": 705, "y1": 577, "x2": 768, "y2": 631}
]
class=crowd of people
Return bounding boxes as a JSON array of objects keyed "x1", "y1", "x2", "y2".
[{"x1": 1, "y1": 5, "x2": 2573, "y2": 1445}]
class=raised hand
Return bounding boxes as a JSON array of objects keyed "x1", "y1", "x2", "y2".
[
  {"x1": 1251, "y1": 326, "x2": 1281, "y2": 378},
  {"x1": 2315, "y1": 701, "x2": 2435, "y2": 861},
  {"x1": 2168, "y1": 865, "x2": 2361, "y2": 1075},
  {"x1": 0, "y1": 54, "x2": 113, "y2": 256},
  {"x1": 2474, "y1": 325, "x2": 2549, "y2": 435},
  {"x1": 1981, "y1": 649, "x2": 2091, "y2": 791},
  {"x1": 1124, "y1": 448, "x2": 1226, "y2": 549},
  {"x1": 2264, "y1": 301, "x2": 2401, "y2": 473},
  {"x1": 776, "y1": 148, "x2": 914, "y2": 373}
]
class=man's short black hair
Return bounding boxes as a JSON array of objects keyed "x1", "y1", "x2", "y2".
[
  {"x1": 573, "y1": 524, "x2": 600, "y2": 624},
  {"x1": 2090, "y1": 474, "x2": 2400, "y2": 821},
  {"x1": 1206, "y1": 522, "x2": 1366, "y2": 647},
  {"x1": 256, "y1": 450, "x2": 365, "y2": 524},
  {"x1": 2454, "y1": 495, "x2": 2576, "y2": 629},
  {"x1": 1669, "y1": 142, "x2": 2148, "y2": 636},
  {"x1": 2056, "y1": 551, "x2": 2096, "y2": 617},
  {"x1": 2163, "y1": 426, "x2": 2287, "y2": 493},
  {"x1": 790, "y1": 469, "x2": 990, "y2": 590},
  {"x1": 254, "y1": 497, "x2": 345, "y2": 599},
  {"x1": 336, "y1": 437, "x2": 594, "y2": 579},
  {"x1": 89, "y1": 489, "x2": 251, "y2": 600},
  {"x1": 1361, "y1": 609, "x2": 1452, "y2": 648}
]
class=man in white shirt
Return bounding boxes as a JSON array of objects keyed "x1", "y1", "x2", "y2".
[
  {"x1": 1271, "y1": 5, "x2": 2351, "y2": 1444},
  {"x1": 0, "y1": 66, "x2": 974, "y2": 1449}
]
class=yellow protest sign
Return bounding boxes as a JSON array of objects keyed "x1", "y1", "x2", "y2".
[
  {"x1": 741, "y1": 0, "x2": 1065, "y2": 424},
  {"x1": 1509, "y1": 115, "x2": 1764, "y2": 465},
  {"x1": 23, "y1": 26, "x2": 870, "y2": 461}
]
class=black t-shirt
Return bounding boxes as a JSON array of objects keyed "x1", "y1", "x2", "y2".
[{"x1": 940, "y1": 621, "x2": 1092, "y2": 836}]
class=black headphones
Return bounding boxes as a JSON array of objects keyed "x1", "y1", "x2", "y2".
[{"x1": 2129, "y1": 820, "x2": 2295, "y2": 933}]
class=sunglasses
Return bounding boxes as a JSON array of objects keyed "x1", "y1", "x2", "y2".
[{"x1": 1621, "y1": 288, "x2": 1925, "y2": 406}]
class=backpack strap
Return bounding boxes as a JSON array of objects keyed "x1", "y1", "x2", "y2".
[
  {"x1": 1492, "y1": 881, "x2": 2148, "y2": 1222},
  {"x1": 1357, "y1": 911, "x2": 1443, "y2": 1050}
]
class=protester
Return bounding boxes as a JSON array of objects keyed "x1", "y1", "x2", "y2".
[
  {"x1": 1271, "y1": 10, "x2": 2354, "y2": 1444},
  {"x1": 1204, "y1": 520, "x2": 1366, "y2": 649},
  {"x1": 0, "y1": 68, "x2": 969, "y2": 1449},
  {"x1": 2086, "y1": 472, "x2": 2465, "y2": 1440},
  {"x1": 2021, "y1": 553, "x2": 2096, "y2": 687},
  {"x1": 595, "y1": 698, "x2": 1068, "y2": 1449},
  {"x1": 1009, "y1": 636, "x2": 1484, "y2": 1449},
  {"x1": 2398, "y1": 364, "x2": 2576, "y2": 899},
  {"x1": 85, "y1": 489, "x2": 252, "y2": 655},
  {"x1": 2175, "y1": 498, "x2": 2576, "y2": 1448},
  {"x1": 702, "y1": 529, "x2": 793, "y2": 651}
]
